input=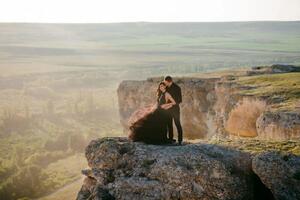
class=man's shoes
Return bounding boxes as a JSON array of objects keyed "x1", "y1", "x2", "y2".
[
  {"x1": 167, "y1": 138, "x2": 176, "y2": 144},
  {"x1": 178, "y1": 141, "x2": 182, "y2": 145}
]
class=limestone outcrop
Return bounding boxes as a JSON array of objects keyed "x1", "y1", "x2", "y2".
[
  {"x1": 256, "y1": 111, "x2": 300, "y2": 140},
  {"x1": 77, "y1": 137, "x2": 300, "y2": 200},
  {"x1": 76, "y1": 137, "x2": 261, "y2": 200},
  {"x1": 252, "y1": 151, "x2": 300, "y2": 200}
]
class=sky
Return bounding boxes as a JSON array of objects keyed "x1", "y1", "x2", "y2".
[{"x1": 0, "y1": 0, "x2": 300, "y2": 23}]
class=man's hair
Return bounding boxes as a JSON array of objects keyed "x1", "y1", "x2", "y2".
[{"x1": 164, "y1": 76, "x2": 172, "y2": 82}]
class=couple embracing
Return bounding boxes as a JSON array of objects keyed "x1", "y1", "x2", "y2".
[{"x1": 128, "y1": 76, "x2": 183, "y2": 145}]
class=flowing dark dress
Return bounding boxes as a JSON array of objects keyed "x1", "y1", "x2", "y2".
[{"x1": 128, "y1": 92, "x2": 170, "y2": 144}]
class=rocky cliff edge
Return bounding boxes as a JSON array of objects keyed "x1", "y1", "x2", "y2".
[{"x1": 76, "y1": 137, "x2": 300, "y2": 200}]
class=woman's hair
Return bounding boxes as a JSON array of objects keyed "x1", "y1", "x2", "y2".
[{"x1": 157, "y1": 81, "x2": 166, "y2": 99}]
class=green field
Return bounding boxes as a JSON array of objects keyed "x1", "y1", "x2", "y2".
[
  {"x1": 0, "y1": 21, "x2": 300, "y2": 200},
  {"x1": 237, "y1": 72, "x2": 300, "y2": 110},
  {"x1": 1, "y1": 22, "x2": 300, "y2": 77}
]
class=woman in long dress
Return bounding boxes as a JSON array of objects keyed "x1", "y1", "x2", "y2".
[{"x1": 128, "y1": 82, "x2": 176, "y2": 144}]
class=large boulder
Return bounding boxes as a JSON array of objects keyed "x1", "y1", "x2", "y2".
[
  {"x1": 77, "y1": 137, "x2": 256, "y2": 200},
  {"x1": 256, "y1": 111, "x2": 300, "y2": 140},
  {"x1": 252, "y1": 152, "x2": 300, "y2": 200}
]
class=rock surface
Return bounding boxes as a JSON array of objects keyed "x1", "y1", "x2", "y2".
[
  {"x1": 77, "y1": 137, "x2": 284, "y2": 200},
  {"x1": 252, "y1": 151, "x2": 300, "y2": 200},
  {"x1": 256, "y1": 111, "x2": 300, "y2": 140}
]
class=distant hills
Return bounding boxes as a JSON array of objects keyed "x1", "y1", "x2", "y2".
[{"x1": 1, "y1": 21, "x2": 300, "y2": 79}]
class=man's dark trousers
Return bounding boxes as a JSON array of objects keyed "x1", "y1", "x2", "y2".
[{"x1": 167, "y1": 105, "x2": 183, "y2": 143}]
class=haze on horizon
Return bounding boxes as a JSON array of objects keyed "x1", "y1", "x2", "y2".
[{"x1": 0, "y1": 0, "x2": 300, "y2": 23}]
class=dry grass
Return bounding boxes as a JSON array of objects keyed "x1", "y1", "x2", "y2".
[
  {"x1": 225, "y1": 98, "x2": 266, "y2": 137},
  {"x1": 236, "y1": 72, "x2": 300, "y2": 110},
  {"x1": 209, "y1": 138, "x2": 300, "y2": 155}
]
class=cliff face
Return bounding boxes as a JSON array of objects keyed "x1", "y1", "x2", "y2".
[
  {"x1": 117, "y1": 77, "x2": 242, "y2": 139},
  {"x1": 117, "y1": 66, "x2": 300, "y2": 141},
  {"x1": 252, "y1": 151, "x2": 300, "y2": 200},
  {"x1": 256, "y1": 111, "x2": 300, "y2": 140},
  {"x1": 76, "y1": 137, "x2": 300, "y2": 200}
]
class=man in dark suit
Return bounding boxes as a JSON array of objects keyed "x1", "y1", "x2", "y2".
[{"x1": 164, "y1": 76, "x2": 183, "y2": 145}]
